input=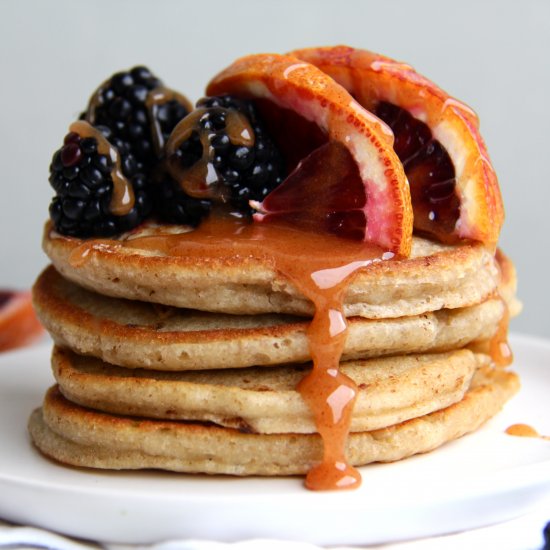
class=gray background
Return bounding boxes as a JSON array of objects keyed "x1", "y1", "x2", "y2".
[{"x1": 0, "y1": 0, "x2": 548, "y2": 338}]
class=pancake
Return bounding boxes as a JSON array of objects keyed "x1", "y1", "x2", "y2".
[
  {"x1": 29, "y1": 368, "x2": 519, "y2": 476},
  {"x1": 52, "y1": 346, "x2": 483, "y2": 434},
  {"x1": 43, "y1": 222, "x2": 500, "y2": 318},
  {"x1": 34, "y1": 266, "x2": 505, "y2": 370}
]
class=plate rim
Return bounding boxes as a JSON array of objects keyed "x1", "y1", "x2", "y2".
[{"x1": 0, "y1": 332, "x2": 549, "y2": 545}]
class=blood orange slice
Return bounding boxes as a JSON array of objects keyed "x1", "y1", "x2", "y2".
[
  {"x1": 0, "y1": 290, "x2": 44, "y2": 352},
  {"x1": 251, "y1": 141, "x2": 370, "y2": 240},
  {"x1": 291, "y1": 45, "x2": 504, "y2": 246},
  {"x1": 206, "y1": 53, "x2": 413, "y2": 256}
]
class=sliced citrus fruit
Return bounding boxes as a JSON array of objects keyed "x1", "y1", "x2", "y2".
[
  {"x1": 251, "y1": 141, "x2": 370, "y2": 240},
  {"x1": 291, "y1": 45, "x2": 504, "y2": 246},
  {"x1": 206, "y1": 53, "x2": 413, "y2": 256},
  {"x1": 0, "y1": 290, "x2": 44, "y2": 352}
]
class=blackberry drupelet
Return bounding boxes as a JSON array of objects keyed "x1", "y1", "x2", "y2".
[
  {"x1": 156, "y1": 176, "x2": 211, "y2": 227},
  {"x1": 165, "y1": 95, "x2": 286, "y2": 218},
  {"x1": 48, "y1": 130, "x2": 152, "y2": 238},
  {"x1": 84, "y1": 66, "x2": 190, "y2": 174}
]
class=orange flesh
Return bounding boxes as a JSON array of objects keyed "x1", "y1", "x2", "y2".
[
  {"x1": 373, "y1": 102, "x2": 460, "y2": 241},
  {"x1": 254, "y1": 141, "x2": 369, "y2": 240},
  {"x1": 253, "y1": 98, "x2": 327, "y2": 174}
]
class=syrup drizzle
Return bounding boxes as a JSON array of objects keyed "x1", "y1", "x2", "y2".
[
  {"x1": 65, "y1": 215, "x2": 395, "y2": 490},
  {"x1": 505, "y1": 424, "x2": 550, "y2": 441},
  {"x1": 69, "y1": 121, "x2": 135, "y2": 216},
  {"x1": 145, "y1": 86, "x2": 193, "y2": 155},
  {"x1": 165, "y1": 108, "x2": 254, "y2": 201}
]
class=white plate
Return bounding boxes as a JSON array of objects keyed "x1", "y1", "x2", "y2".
[{"x1": 0, "y1": 334, "x2": 549, "y2": 546}]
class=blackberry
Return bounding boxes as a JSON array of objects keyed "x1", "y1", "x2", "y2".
[
  {"x1": 155, "y1": 176, "x2": 211, "y2": 227},
  {"x1": 164, "y1": 95, "x2": 285, "y2": 218},
  {"x1": 84, "y1": 66, "x2": 190, "y2": 174},
  {"x1": 48, "y1": 128, "x2": 152, "y2": 237}
]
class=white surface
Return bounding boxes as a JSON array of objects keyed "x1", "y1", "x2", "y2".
[
  {"x1": 0, "y1": 334, "x2": 548, "y2": 546},
  {"x1": 0, "y1": 0, "x2": 549, "y2": 339}
]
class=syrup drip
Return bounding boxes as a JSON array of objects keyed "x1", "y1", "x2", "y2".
[
  {"x1": 297, "y1": 290, "x2": 361, "y2": 490},
  {"x1": 489, "y1": 296, "x2": 513, "y2": 367},
  {"x1": 145, "y1": 86, "x2": 193, "y2": 155},
  {"x1": 505, "y1": 424, "x2": 550, "y2": 441},
  {"x1": 69, "y1": 240, "x2": 121, "y2": 269},
  {"x1": 69, "y1": 121, "x2": 135, "y2": 216},
  {"x1": 165, "y1": 108, "x2": 254, "y2": 201},
  {"x1": 64, "y1": 215, "x2": 396, "y2": 490}
]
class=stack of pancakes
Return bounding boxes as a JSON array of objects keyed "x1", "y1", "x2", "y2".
[{"x1": 29, "y1": 225, "x2": 521, "y2": 477}]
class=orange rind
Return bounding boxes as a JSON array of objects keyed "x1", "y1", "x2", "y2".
[{"x1": 291, "y1": 45, "x2": 504, "y2": 246}]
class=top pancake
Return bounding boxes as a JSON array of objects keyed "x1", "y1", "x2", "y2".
[{"x1": 43, "y1": 222, "x2": 502, "y2": 318}]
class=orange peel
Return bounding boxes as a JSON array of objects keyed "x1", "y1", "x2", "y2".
[{"x1": 291, "y1": 45, "x2": 504, "y2": 246}]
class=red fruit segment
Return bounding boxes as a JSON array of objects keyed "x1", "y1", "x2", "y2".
[
  {"x1": 253, "y1": 98, "x2": 328, "y2": 174},
  {"x1": 0, "y1": 290, "x2": 44, "y2": 352},
  {"x1": 291, "y1": 45, "x2": 504, "y2": 246},
  {"x1": 252, "y1": 141, "x2": 368, "y2": 240},
  {"x1": 374, "y1": 101, "x2": 460, "y2": 236}
]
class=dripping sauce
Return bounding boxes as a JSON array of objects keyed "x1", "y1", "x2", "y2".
[
  {"x1": 165, "y1": 107, "x2": 255, "y2": 200},
  {"x1": 68, "y1": 120, "x2": 135, "y2": 216},
  {"x1": 67, "y1": 214, "x2": 397, "y2": 490},
  {"x1": 505, "y1": 424, "x2": 550, "y2": 441}
]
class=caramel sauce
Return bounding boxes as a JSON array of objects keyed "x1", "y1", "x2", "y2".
[
  {"x1": 506, "y1": 424, "x2": 550, "y2": 441},
  {"x1": 489, "y1": 297, "x2": 513, "y2": 367},
  {"x1": 165, "y1": 108, "x2": 254, "y2": 201},
  {"x1": 145, "y1": 86, "x2": 193, "y2": 155},
  {"x1": 69, "y1": 121, "x2": 135, "y2": 216},
  {"x1": 65, "y1": 215, "x2": 396, "y2": 490}
]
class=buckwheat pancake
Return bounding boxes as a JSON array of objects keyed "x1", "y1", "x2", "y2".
[
  {"x1": 43, "y1": 222, "x2": 501, "y2": 318},
  {"x1": 29, "y1": 367, "x2": 519, "y2": 476},
  {"x1": 34, "y1": 266, "x2": 506, "y2": 370},
  {"x1": 52, "y1": 346, "x2": 483, "y2": 434}
]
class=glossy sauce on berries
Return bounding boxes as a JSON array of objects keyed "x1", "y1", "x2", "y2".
[
  {"x1": 166, "y1": 108, "x2": 255, "y2": 200},
  {"x1": 69, "y1": 121, "x2": 135, "y2": 216},
  {"x1": 145, "y1": 86, "x2": 193, "y2": 154},
  {"x1": 254, "y1": 98, "x2": 327, "y2": 173},
  {"x1": 66, "y1": 215, "x2": 396, "y2": 490}
]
